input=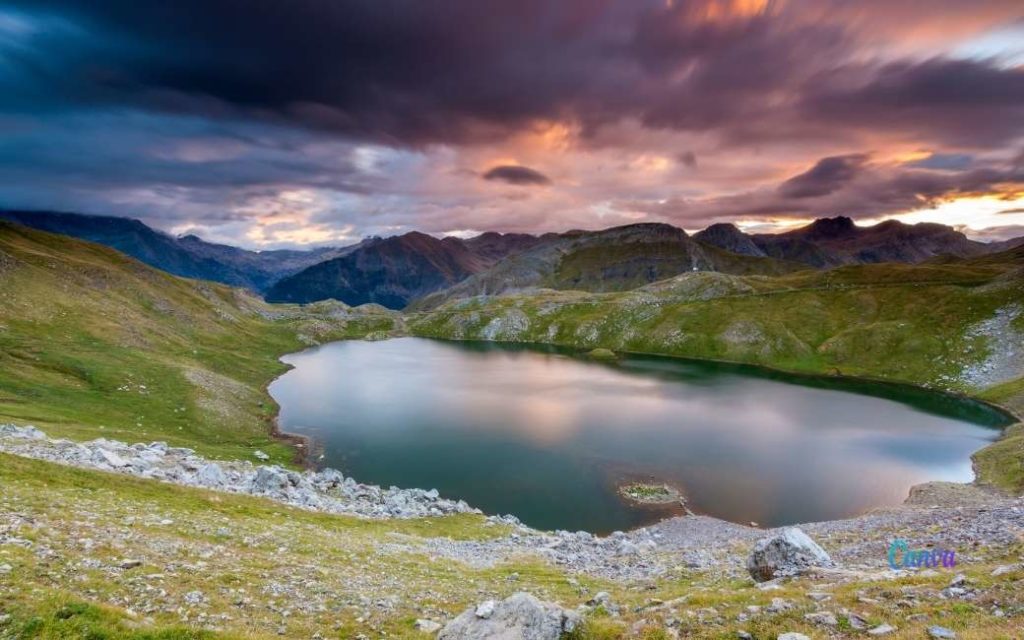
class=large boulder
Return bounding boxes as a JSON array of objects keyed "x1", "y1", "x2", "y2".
[
  {"x1": 438, "y1": 593, "x2": 579, "y2": 640},
  {"x1": 195, "y1": 463, "x2": 228, "y2": 488},
  {"x1": 251, "y1": 466, "x2": 289, "y2": 494},
  {"x1": 747, "y1": 527, "x2": 834, "y2": 582}
]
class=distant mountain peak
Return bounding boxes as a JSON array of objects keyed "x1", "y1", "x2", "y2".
[
  {"x1": 802, "y1": 216, "x2": 858, "y2": 239},
  {"x1": 693, "y1": 223, "x2": 767, "y2": 257}
]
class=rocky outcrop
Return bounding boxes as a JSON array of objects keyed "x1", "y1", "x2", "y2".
[
  {"x1": 747, "y1": 527, "x2": 834, "y2": 582},
  {"x1": 438, "y1": 593, "x2": 580, "y2": 640},
  {"x1": 694, "y1": 223, "x2": 767, "y2": 257},
  {"x1": 0, "y1": 424, "x2": 476, "y2": 520}
]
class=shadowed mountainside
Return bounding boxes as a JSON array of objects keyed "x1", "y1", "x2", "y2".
[
  {"x1": 697, "y1": 217, "x2": 1000, "y2": 268},
  {"x1": 0, "y1": 210, "x2": 361, "y2": 292},
  {"x1": 410, "y1": 223, "x2": 808, "y2": 310},
  {"x1": 265, "y1": 231, "x2": 541, "y2": 308}
]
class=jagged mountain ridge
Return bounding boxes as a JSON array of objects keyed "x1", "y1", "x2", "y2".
[
  {"x1": 265, "y1": 231, "x2": 540, "y2": 308},
  {"x1": 4, "y1": 209, "x2": 1019, "y2": 310},
  {"x1": 409, "y1": 222, "x2": 807, "y2": 310},
  {"x1": 696, "y1": 217, "x2": 998, "y2": 268}
]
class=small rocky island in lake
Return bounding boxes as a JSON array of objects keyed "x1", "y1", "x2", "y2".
[{"x1": 618, "y1": 482, "x2": 684, "y2": 505}]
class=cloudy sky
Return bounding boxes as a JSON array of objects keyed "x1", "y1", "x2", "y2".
[{"x1": 1, "y1": 0, "x2": 1023, "y2": 248}]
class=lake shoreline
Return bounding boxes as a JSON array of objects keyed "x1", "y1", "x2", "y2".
[{"x1": 265, "y1": 335, "x2": 1021, "y2": 533}]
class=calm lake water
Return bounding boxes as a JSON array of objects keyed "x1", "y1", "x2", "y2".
[{"x1": 269, "y1": 337, "x2": 1009, "y2": 533}]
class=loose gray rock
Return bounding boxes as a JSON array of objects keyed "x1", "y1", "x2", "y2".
[
  {"x1": 991, "y1": 564, "x2": 1018, "y2": 577},
  {"x1": 0, "y1": 426, "x2": 479, "y2": 522},
  {"x1": 867, "y1": 624, "x2": 896, "y2": 636},
  {"x1": 474, "y1": 600, "x2": 496, "y2": 619},
  {"x1": 804, "y1": 611, "x2": 837, "y2": 626},
  {"x1": 415, "y1": 619, "x2": 442, "y2": 633},
  {"x1": 928, "y1": 626, "x2": 956, "y2": 639},
  {"x1": 195, "y1": 463, "x2": 227, "y2": 487},
  {"x1": 96, "y1": 448, "x2": 129, "y2": 468},
  {"x1": 777, "y1": 634, "x2": 810, "y2": 640},
  {"x1": 747, "y1": 527, "x2": 834, "y2": 582},
  {"x1": 438, "y1": 593, "x2": 578, "y2": 640}
]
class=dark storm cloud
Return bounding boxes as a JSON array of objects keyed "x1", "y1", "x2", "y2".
[
  {"x1": 778, "y1": 154, "x2": 868, "y2": 198},
  {"x1": 482, "y1": 165, "x2": 552, "y2": 186},
  {"x1": 800, "y1": 58, "x2": 1024, "y2": 146},
  {"x1": 4, "y1": 0, "x2": 1022, "y2": 149},
  {"x1": 1, "y1": 0, "x2": 1024, "y2": 242}
]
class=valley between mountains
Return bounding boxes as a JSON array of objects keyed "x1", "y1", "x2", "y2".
[{"x1": 1, "y1": 217, "x2": 1024, "y2": 639}]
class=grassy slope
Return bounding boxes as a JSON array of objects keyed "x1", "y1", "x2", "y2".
[
  {"x1": 0, "y1": 222, "x2": 396, "y2": 464},
  {"x1": 410, "y1": 262, "x2": 1019, "y2": 389}
]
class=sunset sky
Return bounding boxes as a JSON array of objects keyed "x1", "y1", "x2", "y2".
[{"x1": 1, "y1": 0, "x2": 1023, "y2": 248}]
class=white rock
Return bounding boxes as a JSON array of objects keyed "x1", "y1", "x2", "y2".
[
  {"x1": 992, "y1": 564, "x2": 1018, "y2": 577},
  {"x1": 868, "y1": 624, "x2": 897, "y2": 636},
  {"x1": 804, "y1": 611, "x2": 838, "y2": 626},
  {"x1": 439, "y1": 593, "x2": 577, "y2": 640},
  {"x1": 474, "y1": 600, "x2": 496, "y2": 619},
  {"x1": 415, "y1": 619, "x2": 442, "y2": 633},
  {"x1": 195, "y1": 463, "x2": 227, "y2": 487},
  {"x1": 747, "y1": 527, "x2": 834, "y2": 582},
  {"x1": 97, "y1": 448, "x2": 130, "y2": 468}
]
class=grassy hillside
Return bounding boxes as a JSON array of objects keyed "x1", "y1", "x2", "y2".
[
  {"x1": 0, "y1": 221, "x2": 397, "y2": 464},
  {"x1": 410, "y1": 254, "x2": 1022, "y2": 391}
]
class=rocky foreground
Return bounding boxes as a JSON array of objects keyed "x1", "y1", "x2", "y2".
[{"x1": 2, "y1": 424, "x2": 1024, "y2": 638}]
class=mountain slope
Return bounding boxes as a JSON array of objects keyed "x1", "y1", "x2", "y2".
[
  {"x1": 767, "y1": 217, "x2": 987, "y2": 264},
  {"x1": 692, "y1": 223, "x2": 768, "y2": 257},
  {"x1": 0, "y1": 220, "x2": 395, "y2": 461},
  {"x1": 411, "y1": 247, "x2": 1024, "y2": 395},
  {"x1": 0, "y1": 210, "x2": 355, "y2": 292},
  {"x1": 412, "y1": 223, "x2": 807, "y2": 310},
  {"x1": 265, "y1": 231, "x2": 537, "y2": 308}
]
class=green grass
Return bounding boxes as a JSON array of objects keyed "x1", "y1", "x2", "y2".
[
  {"x1": 410, "y1": 260, "x2": 1023, "y2": 393},
  {"x1": 0, "y1": 221, "x2": 395, "y2": 465}
]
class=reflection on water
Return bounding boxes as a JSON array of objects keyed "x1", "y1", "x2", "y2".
[{"x1": 269, "y1": 338, "x2": 1009, "y2": 533}]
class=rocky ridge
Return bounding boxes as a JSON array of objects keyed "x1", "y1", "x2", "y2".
[{"x1": 0, "y1": 424, "x2": 476, "y2": 520}]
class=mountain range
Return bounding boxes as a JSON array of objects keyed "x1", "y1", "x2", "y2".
[
  {"x1": 0, "y1": 210, "x2": 363, "y2": 293},
  {"x1": 694, "y1": 216, "x2": 996, "y2": 267},
  {"x1": 265, "y1": 231, "x2": 540, "y2": 307},
  {"x1": 3, "y1": 209, "x2": 1020, "y2": 310}
]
